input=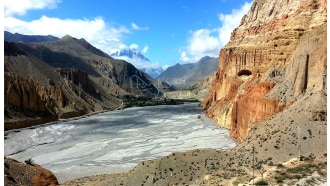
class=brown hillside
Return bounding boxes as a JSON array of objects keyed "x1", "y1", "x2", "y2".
[{"x1": 4, "y1": 36, "x2": 163, "y2": 130}]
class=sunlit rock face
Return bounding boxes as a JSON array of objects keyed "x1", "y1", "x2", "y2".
[{"x1": 201, "y1": 0, "x2": 327, "y2": 142}]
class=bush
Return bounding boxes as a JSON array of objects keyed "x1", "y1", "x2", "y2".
[
  {"x1": 294, "y1": 174, "x2": 302, "y2": 179},
  {"x1": 24, "y1": 158, "x2": 34, "y2": 165},
  {"x1": 255, "y1": 180, "x2": 269, "y2": 185},
  {"x1": 276, "y1": 178, "x2": 283, "y2": 183}
]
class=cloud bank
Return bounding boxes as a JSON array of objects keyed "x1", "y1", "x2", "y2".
[
  {"x1": 180, "y1": 1, "x2": 252, "y2": 63},
  {"x1": 3, "y1": 0, "x2": 137, "y2": 55},
  {"x1": 4, "y1": 15, "x2": 129, "y2": 55},
  {"x1": 4, "y1": 0, "x2": 59, "y2": 16}
]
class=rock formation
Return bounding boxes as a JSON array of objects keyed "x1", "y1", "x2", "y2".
[
  {"x1": 201, "y1": 0, "x2": 327, "y2": 142},
  {"x1": 5, "y1": 157, "x2": 59, "y2": 186}
]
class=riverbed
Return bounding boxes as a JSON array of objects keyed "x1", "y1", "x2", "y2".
[{"x1": 4, "y1": 103, "x2": 237, "y2": 183}]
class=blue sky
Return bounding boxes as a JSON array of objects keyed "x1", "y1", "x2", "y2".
[{"x1": 4, "y1": 0, "x2": 252, "y2": 69}]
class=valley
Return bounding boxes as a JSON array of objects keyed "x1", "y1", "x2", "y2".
[
  {"x1": 4, "y1": 0, "x2": 327, "y2": 185},
  {"x1": 5, "y1": 103, "x2": 237, "y2": 183}
]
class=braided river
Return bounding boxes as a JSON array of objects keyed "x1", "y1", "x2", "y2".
[{"x1": 4, "y1": 103, "x2": 237, "y2": 183}]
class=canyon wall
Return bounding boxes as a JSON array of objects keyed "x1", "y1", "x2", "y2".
[{"x1": 201, "y1": 0, "x2": 327, "y2": 142}]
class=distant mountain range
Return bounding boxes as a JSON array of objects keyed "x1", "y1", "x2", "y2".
[
  {"x1": 5, "y1": 31, "x2": 165, "y2": 78},
  {"x1": 157, "y1": 56, "x2": 218, "y2": 89},
  {"x1": 110, "y1": 48, "x2": 164, "y2": 78},
  {"x1": 5, "y1": 31, "x2": 59, "y2": 42}
]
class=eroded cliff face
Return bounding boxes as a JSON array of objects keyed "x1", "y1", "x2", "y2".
[
  {"x1": 201, "y1": 0, "x2": 327, "y2": 142},
  {"x1": 4, "y1": 73, "x2": 63, "y2": 130},
  {"x1": 4, "y1": 67, "x2": 112, "y2": 130}
]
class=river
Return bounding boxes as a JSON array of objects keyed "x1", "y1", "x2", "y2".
[{"x1": 4, "y1": 103, "x2": 237, "y2": 183}]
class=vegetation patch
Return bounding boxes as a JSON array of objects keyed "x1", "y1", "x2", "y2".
[{"x1": 122, "y1": 95, "x2": 199, "y2": 108}]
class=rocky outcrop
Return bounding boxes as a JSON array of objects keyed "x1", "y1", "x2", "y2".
[
  {"x1": 5, "y1": 157, "x2": 59, "y2": 186},
  {"x1": 230, "y1": 82, "x2": 288, "y2": 142},
  {"x1": 4, "y1": 68, "x2": 106, "y2": 130},
  {"x1": 4, "y1": 73, "x2": 63, "y2": 130},
  {"x1": 57, "y1": 68, "x2": 101, "y2": 101},
  {"x1": 201, "y1": 0, "x2": 327, "y2": 142}
]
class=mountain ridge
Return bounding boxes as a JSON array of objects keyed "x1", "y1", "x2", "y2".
[
  {"x1": 157, "y1": 56, "x2": 218, "y2": 89},
  {"x1": 4, "y1": 35, "x2": 164, "y2": 130},
  {"x1": 5, "y1": 31, "x2": 59, "y2": 42}
]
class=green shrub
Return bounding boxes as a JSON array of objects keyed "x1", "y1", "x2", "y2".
[{"x1": 268, "y1": 161, "x2": 274, "y2": 166}]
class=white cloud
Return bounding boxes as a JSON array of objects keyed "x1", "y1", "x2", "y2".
[
  {"x1": 129, "y1": 44, "x2": 139, "y2": 50},
  {"x1": 180, "y1": 51, "x2": 190, "y2": 63},
  {"x1": 4, "y1": 0, "x2": 59, "y2": 16},
  {"x1": 118, "y1": 44, "x2": 127, "y2": 49},
  {"x1": 180, "y1": 1, "x2": 252, "y2": 63},
  {"x1": 4, "y1": 15, "x2": 130, "y2": 54},
  {"x1": 121, "y1": 44, "x2": 148, "y2": 54},
  {"x1": 131, "y1": 22, "x2": 149, "y2": 31},
  {"x1": 141, "y1": 46, "x2": 149, "y2": 54},
  {"x1": 218, "y1": 1, "x2": 252, "y2": 47}
]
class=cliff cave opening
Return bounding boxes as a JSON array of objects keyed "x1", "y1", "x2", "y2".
[{"x1": 237, "y1": 69, "x2": 252, "y2": 77}]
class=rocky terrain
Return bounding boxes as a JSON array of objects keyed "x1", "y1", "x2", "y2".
[
  {"x1": 60, "y1": 0, "x2": 327, "y2": 185},
  {"x1": 5, "y1": 157, "x2": 59, "y2": 186},
  {"x1": 4, "y1": 35, "x2": 164, "y2": 130}
]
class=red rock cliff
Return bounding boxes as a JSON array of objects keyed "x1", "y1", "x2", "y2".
[{"x1": 201, "y1": 0, "x2": 327, "y2": 142}]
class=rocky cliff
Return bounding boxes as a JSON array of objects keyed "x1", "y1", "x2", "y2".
[{"x1": 201, "y1": 0, "x2": 327, "y2": 142}]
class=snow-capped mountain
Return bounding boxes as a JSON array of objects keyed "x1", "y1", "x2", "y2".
[{"x1": 110, "y1": 47, "x2": 164, "y2": 79}]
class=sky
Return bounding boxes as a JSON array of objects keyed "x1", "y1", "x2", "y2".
[{"x1": 4, "y1": 0, "x2": 252, "y2": 70}]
